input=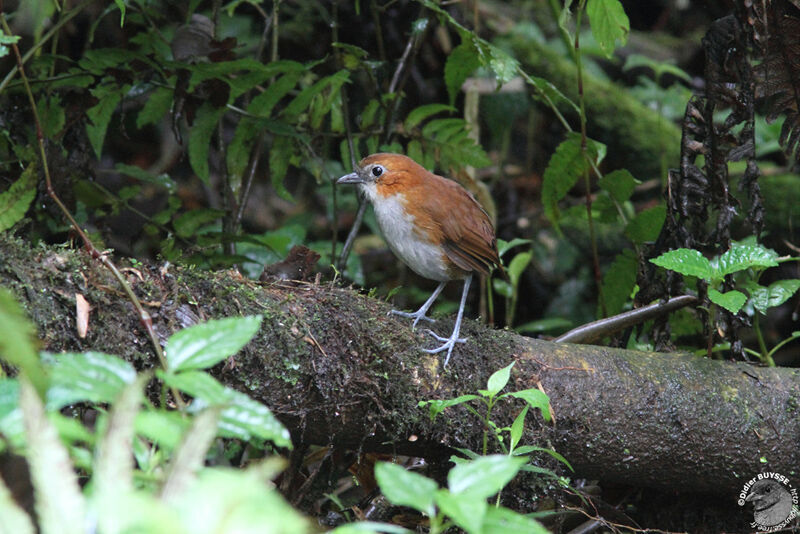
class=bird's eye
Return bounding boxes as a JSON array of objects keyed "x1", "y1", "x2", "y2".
[{"x1": 372, "y1": 165, "x2": 384, "y2": 177}]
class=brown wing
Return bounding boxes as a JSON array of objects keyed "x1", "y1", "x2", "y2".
[{"x1": 416, "y1": 173, "x2": 500, "y2": 276}]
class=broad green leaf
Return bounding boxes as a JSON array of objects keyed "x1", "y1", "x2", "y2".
[
  {"x1": 601, "y1": 249, "x2": 637, "y2": 316},
  {"x1": 329, "y1": 522, "x2": 409, "y2": 534},
  {"x1": 115, "y1": 163, "x2": 176, "y2": 191},
  {"x1": 20, "y1": 378, "x2": 85, "y2": 534},
  {"x1": 135, "y1": 410, "x2": 191, "y2": 451},
  {"x1": 136, "y1": 86, "x2": 174, "y2": 128},
  {"x1": 598, "y1": 169, "x2": 638, "y2": 203},
  {"x1": 0, "y1": 289, "x2": 47, "y2": 395},
  {"x1": 497, "y1": 238, "x2": 533, "y2": 257},
  {"x1": 165, "y1": 315, "x2": 262, "y2": 372},
  {"x1": 509, "y1": 405, "x2": 528, "y2": 453},
  {"x1": 447, "y1": 454, "x2": 527, "y2": 499},
  {"x1": 445, "y1": 41, "x2": 481, "y2": 105},
  {"x1": 418, "y1": 394, "x2": 480, "y2": 420},
  {"x1": 160, "y1": 371, "x2": 291, "y2": 448},
  {"x1": 587, "y1": 0, "x2": 630, "y2": 58},
  {"x1": 486, "y1": 362, "x2": 515, "y2": 397},
  {"x1": 625, "y1": 203, "x2": 665, "y2": 244},
  {"x1": 507, "y1": 251, "x2": 532, "y2": 285},
  {"x1": 483, "y1": 506, "x2": 550, "y2": 534},
  {"x1": 44, "y1": 351, "x2": 137, "y2": 409},
  {"x1": 404, "y1": 103, "x2": 454, "y2": 130},
  {"x1": 650, "y1": 248, "x2": 713, "y2": 280},
  {"x1": 282, "y1": 70, "x2": 349, "y2": 121},
  {"x1": 485, "y1": 42, "x2": 519, "y2": 84},
  {"x1": 435, "y1": 489, "x2": 486, "y2": 534},
  {"x1": 507, "y1": 389, "x2": 552, "y2": 422},
  {"x1": 86, "y1": 84, "x2": 123, "y2": 158},
  {"x1": 37, "y1": 95, "x2": 66, "y2": 138},
  {"x1": 374, "y1": 462, "x2": 437, "y2": 516},
  {"x1": 160, "y1": 407, "x2": 222, "y2": 502},
  {"x1": 708, "y1": 288, "x2": 747, "y2": 314},
  {"x1": 188, "y1": 102, "x2": 226, "y2": 184},
  {"x1": 623, "y1": 54, "x2": 691, "y2": 83},
  {"x1": 542, "y1": 133, "x2": 605, "y2": 232},
  {"x1": 0, "y1": 164, "x2": 37, "y2": 232},
  {"x1": 493, "y1": 279, "x2": 513, "y2": 298},
  {"x1": 748, "y1": 280, "x2": 800, "y2": 314},
  {"x1": 247, "y1": 71, "x2": 302, "y2": 118},
  {"x1": 714, "y1": 244, "x2": 779, "y2": 277}
]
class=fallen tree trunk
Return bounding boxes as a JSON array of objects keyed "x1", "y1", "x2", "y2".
[{"x1": 1, "y1": 235, "x2": 798, "y2": 496}]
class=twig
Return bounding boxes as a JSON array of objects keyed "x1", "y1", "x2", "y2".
[{"x1": 1, "y1": 14, "x2": 185, "y2": 409}]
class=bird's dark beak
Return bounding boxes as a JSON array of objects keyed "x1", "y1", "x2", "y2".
[{"x1": 336, "y1": 171, "x2": 364, "y2": 185}]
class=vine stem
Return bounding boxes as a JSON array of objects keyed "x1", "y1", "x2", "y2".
[{"x1": 1, "y1": 13, "x2": 185, "y2": 409}]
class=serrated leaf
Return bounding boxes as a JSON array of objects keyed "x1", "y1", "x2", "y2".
[
  {"x1": 374, "y1": 462, "x2": 437, "y2": 516},
  {"x1": 650, "y1": 248, "x2": 713, "y2": 280},
  {"x1": 0, "y1": 164, "x2": 37, "y2": 232},
  {"x1": 601, "y1": 249, "x2": 637, "y2": 316},
  {"x1": 160, "y1": 371, "x2": 291, "y2": 448},
  {"x1": 165, "y1": 315, "x2": 262, "y2": 372},
  {"x1": 247, "y1": 71, "x2": 302, "y2": 118},
  {"x1": 435, "y1": 489, "x2": 486, "y2": 534},
  {"x1": 20, "y1": 378, "x2": 85, "y2": 534},
  {"x1": 486, "y1": 361, "x2": 514, "y2": 397},
  {"x1": 507, "y1": 389, "x2": 552, "y2": 422},
  {"x1": 542, "y1": 133, "x2": 593, "y2": 232},
  {"x1": 86, "y1": 85, "x2": 123, "y2": 159},
  {"x1": 188, "y1": 102, "x2": 226, "y2": 184},
  {"x1": 598, "y1": 169, "x2": 638, "y2": 202},
  {"x1": 709, "y1": 288, "x2": 747, "y2": 313},
  {"x1": 748, "y1": 279, "x2": 800, "y2": 314},
  {"x1": 44, "y1": 351, "x2": 137, "y2": 409},
  {"x1": 445, "y1": 41, "x2": 481, "y2": 106},
  {"x1": 282, "y1": 70, "x2": 349, "y2": 121},
  {"x1": 418, "y1": 394, "x2": 480, "y2": 420},
  {"x1": 485, "y1": 42, "x2": 519, "y2": 84},
  {"x1": 587, "y1": 0, "x2": 630, "y2": 59},
  {"x1": 137, "y1": 86, "x2": 173, "y2": 129},
  {"x1": 448, "y1": 454, "x2": 527, "y2": 499},
  {"x1": 404, "y1": 103, "x2": 454, "y2": 131},
  {"x1": 625, "y1": 203, "x2": 665, "y2": 244},
  {"x1": 38, "y1": 95, "x2": 65, "y2": 138},
  {"x1": 714, "y1": 244, "x2": 779, "y2": 277},
  {"x1": 269, "y1": 135, "x2": 295, "y2": 201},
  {"x1": 524, "y1": 74, "x2": 580, "y2": 114}
]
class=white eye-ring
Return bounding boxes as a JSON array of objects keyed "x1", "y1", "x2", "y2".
[{"x1": 371, "y1": 165, "x2": 384, "y2": 177}]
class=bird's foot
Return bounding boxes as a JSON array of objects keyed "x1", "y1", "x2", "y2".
[
  {"x1": 390, "y1": 308, "x2": 435, "y2": 329},
  {"x1": 422, "y1": 329, "x2": 467, "y2": 367}
]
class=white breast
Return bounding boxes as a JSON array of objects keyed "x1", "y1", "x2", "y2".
[{"x1": 366, "y1": 191, "x2": 452, "y2": 282}]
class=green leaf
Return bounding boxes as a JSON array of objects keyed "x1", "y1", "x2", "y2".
[
  {"x1": 165, "y1": 315, "x2": 262, "y2": 372},
  {"x1": 623, "y1": 54, "x2": 691, "y2": 83},
  {"x1": 160, "y1": 371, "x2": 291, "y2": 448},
  {"x1": 497, "y1": 238, "x2": 532, "y2": 257},
  {"x1": 483, "y1": 506, "x2": 550, "y2": 534},
  {"x1": 247, "y1": 71, "x2": 303, "y2": 118},
  {"x1": 172, "y1": 208, "x2": 225, "y2": 238},
  {"x1": 625, "y1": 203, "x2": 665, "y2": 244},
  {"x1": 507, "y1": 389, "x2": 552, "y2": 422},
  {"x1": 404, "y1": 103, "x2": 455, "y2": 131},
  {"x1": 38, "y1": 95, "x2": 66, "y2": 138},
  {"x1": 601, "y1": 249, "x2": 637, "y2": 316},
  {"x1": 269, "y1": 135, "x2": 295, "y2": 201},
  {"x1": 447, "y1": 454, "x2": 527, "y2": 499},
  {"x1": 418, "y1": 394, "x2": 480, "y2": 420},
  {"x1": 586, "y1": 0, "x2": 630, "y2": 59},
  {"x1": 507, "y1": 251, "x2": 532, "y2": 285},
  {"x1": 0, "y1": 379, "x2": 23, "y2": 447},
  {"x1": 445, "y1": 41, "x2": 481, "y2": 106},
  {"x1": 0, "y1": 475, "x2": 35, "y2": 534},
  {"x1": 714, "y1": 244, "x2": 779, "y2": 277},
  {"x1": 435, "y1": 489, "x2": 486, "y2": 534},
  {"x1": 86, "y1": 84, "x2": 123, "y2": 158},
  {"x1": 509, "y1": 405, "x2": 528, "y2": 453},
  {"x1": 708, "y1": 288, "x2": 747, "y2": 314},
  {"x1": 282, "y1": 70, "x2": 349, "y2": 121},
  {"x1": 523, "y1": 74, "x2": 579, "y2": 114},
  {"x1": 0, "y1": 164, "x2": 37, "y2": 232},
  {"x1": 598, "y1": 169, "x2": 638, "y2": 202},
  {"x1": 135, "y1": 410, "x2": 191, "y2": 451},
  {"x1": 374, "y1": 462, "x2": 437, "y2": 516},
  {"x1": 542, "y1": 133, "x2": 605, "y2": 233},
  {"x1": 115, "y1": 163, "x2": 176, "y2": 191},
  {"x1": 20, "y1": 378, "x2": 86, "y2": 534},
  {"x1": 0, "y1": 289, "x2": 47, "y2": 395},
  {"x1": 486, "y1": 361, "x2": 515, "y2": 397},
  {"x1": 650, "y1": 248, "x2": 713, "y2": 280},
  {"x1": 485, "y1": 42, "x2": 520, "y2": 84},
  {"x1": 44, "y1": 351, "x2": 137, "y2": 409},
  {"x1": 188, "y1": 102, "x2": 226, "y2": 184},
  {"x1": 137, "y1": 86, "x2": 173, "y2": 129},
  {"x1": 748, "y1": 280, "x2": 800, "y2": 314}
]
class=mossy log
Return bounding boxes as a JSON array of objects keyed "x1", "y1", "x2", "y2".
[{"x1": 1, "y1": 235, "x2": 798, "y2": 496}]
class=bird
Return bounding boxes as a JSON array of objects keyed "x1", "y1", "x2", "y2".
[
  {"x1": 746, "y1": 478, "x2": 794, "y2": 527},
  {"x1": 337, "y1": 153, "x2": 501, "y2": 366}
]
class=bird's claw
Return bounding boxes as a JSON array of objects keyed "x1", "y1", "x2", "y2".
[
  {"x1": 390, "y1": 308, "x2": 435, "y2": 329},
  {"x1": 422, "y1": 329, "x2": 467, "y2": 367}
]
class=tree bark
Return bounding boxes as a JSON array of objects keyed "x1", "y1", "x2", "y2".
[{"x1": 1, "y1": 235, "x2": 798, "y2": 497}]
